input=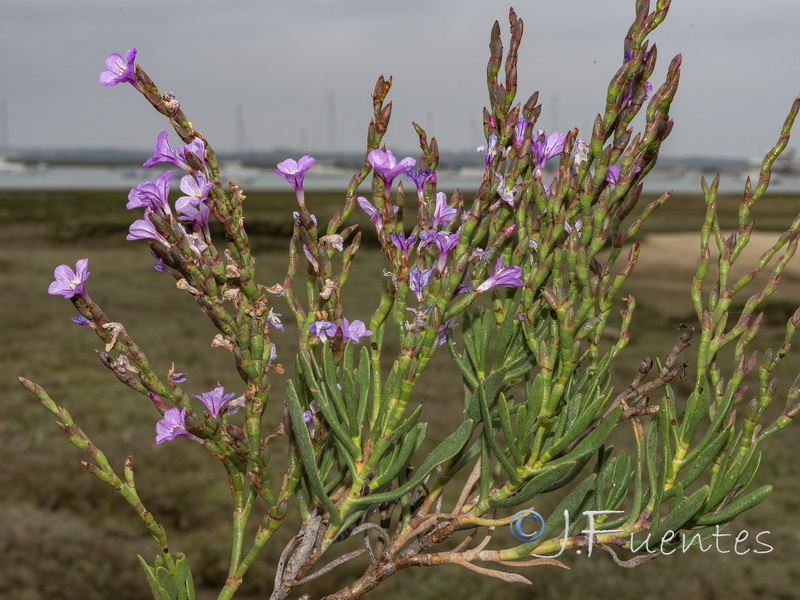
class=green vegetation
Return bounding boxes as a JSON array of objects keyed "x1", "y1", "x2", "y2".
[{"x1": 3, "y1": 189, "x2": 800, "y2": 599}]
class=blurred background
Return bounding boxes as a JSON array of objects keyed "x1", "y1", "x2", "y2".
[{"x1": 3, "y1": 1, "x2": 800, "y2": 598}]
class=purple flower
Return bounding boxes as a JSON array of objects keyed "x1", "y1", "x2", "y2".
[
  {"x1": 71, "y1": 315, "x2": 92, "y2": 326},
  {"x1": 143, "y1": 130, "x2": 205, "y2": 171},
  {"x1": 418, "y1": 229, "x2": 447, "y2": 249},
  {"x1": 573, "y1": 139, "x2": 590, "y2": 167},
  {"x1": 48, "y1": 259, "x2": 90, "y2": 299},
  {"x1": 368, "y1": 149, "x2": 416, "y2": 186},
  {"x1": 266, "y1": 308, "x2": 284, "y2": 331},
  {"x1": 302, "y1": 410, "x2": 315, "y2": 437},
  {"x1": 99, "y1": 48, "x2": 139, "y2": 88},
  {"x1": 271, "y1": 155, "x2": 316, "y2": 193},
  {"x1": 433, "y1": 232, "x2": 459, "y2": 271},
  {"x1": 390, "y1": 233, "x2": 417, "y2": 257},
  {"x1": 604, "y1": 165, "x2": 620, "y2": 186},
  {"x1": 194, "y1": 385, "x2": 237, "y2": 418},
  {"x1": 477, "y1": 134, "x2": 499, "y2": 167},
  {"x1": 176, "y1": 172, "x2": 212, "y2": 209},
  {"x1": 155, "y1": 407, "x2": 199, "y2": 444},
  {"x1": 406, "y1": 169, "x2": 436, "y2": 191},
  {"x1": 475, "y1": 257, "x2": 524, "y2": 293},
  {"x1": 151, "y1": 251, "x2": 169, "y2": 273},
  {"x1": 431, "y1": 192, "x2": 457, "y2": 228},
  {"x1": 181, "y1": 139, "x2": 206, "y2": 168},
  {"x1": 127, "y1": 171, "x2": 174, "y2": 215},
  {"x1": 309, "y1": 319, "x2": 372, "y2": 344},
  {"x1": 309, "y1": 320, "x2": 338, "y2": 342},
  {"x1": 357, "y1": 196, "x2": 397, "y2": 225},
  {"x1": 169, "y1": 370, "x2": 188, "y2": 384},
  {"x1": 357, "y1": 196, "x2": 380, "y2": 222},
  {"x1": 564, "y1": 217, "x2": 583, "y2": 235},
  {"x1": 410, "y1": 267, "x2": 432, "y2": 301},
  {"x1": 341, "y1": 318, "x2": 373, "y2": 343},
  {"x1": 127, "y1": 211, "x2": 170, "y2": 246},
  {"x1": 532, "y1": 130, "x2": 566, "y2": 173},
  {"x1": 513, "y1": 118, "x2": 529, "y2": 148},
  {"x1": 437, "y1": 317, "x2": 457, "y2": 347},
  {"x1": 496, "y1": 174, "x2": 517, "y2": 206},
  {"x1": 177, "y1": 201, "x2": 211, "y2": 236},
  {"x1": 227, "y1": 395, "x2": 246, "y2": 415}
]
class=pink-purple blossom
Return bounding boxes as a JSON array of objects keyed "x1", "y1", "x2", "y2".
[
  {"x1": 368, "y1": 149, "x2": 416, "y2": 186},
  {"x1": 477, "y1": 134, "x2": 499, "y2": 167},
  {"x1": 390, "y1": 233, "x2": 417, "y2": 257},
  {"x1": 177, "y1": 201, "x2": 211, "y2": 236},
  {"x1": 431, "y1": 192, "x2": 458, "y2": 228},
  {"x1": 341, "y1": 318, "x2": 373, "y2": 343},
  {"x1": 532, "y1": 130, "x2": 566, "y2": 173},
  {"x1": 309, "y1": 318, "x2": 373, "y2": 344},
  {"x1": 99, "y1": 48, "x2": 139, "y2": 88},
  {"x1": 513, "y1": 118, "x2": 529, "y2": 148},
  {"x1": 496, "y1": 174, "x2": 517, "y2": 206},
  {"x1": 410, "y1": 267, "x2": 432, "y2": 301},
  {"x1": 357, "y1": 196, "x2": 398, "y2": 225},
  {"x1": 309, "y1": 320, "x2": 338, "y2": 342},
  {"x1": 302, "y1": 410, "x2": 315, "y2": 436},
  {"x1": 604, "y1": 165, "x2": 620, "y2": 186},
  {"x1": 169, "y1": 370, "x2": 188, "y2": 384},
  {"x1": 143, "y1": 130, "x2": 205, "y2": 172},
  {"x1": 433, "y1": 232, "x2": 459, "y2": 271},
  {"x1": 48, "y1": 259, "x2": 90, "y2": 299},
  {"x1": 155, "y1": 407, "x2": 199, "y2": 444},
  {"x1": 266, "y1": 308, "x2": 284, "y2": 331},
  {"x1": 564, "y1": 217, "x2": 583, "y2": 235},
  {"x1": 405, "y1": 169, "x2": 436, "y2": 191},
  {"x1": 127, "y1": 171, "x2": 174, "y2": 215},
  {"x1": 475, "y1": 257, "x2": 524, "y2": 293},
  {"x1": 271, "y1": 156, "x2": 316, "y2": 193},
  {"x1": 194, "y1": 385, "x2": 237, "y2": 419},
  {"x1": 127, "y1": 211, "x2": 170, "y2": 246},
  {"x1": 437, "y1": 317, "x2": 458, "y2": 347},
  {"x1": 176, "y1": 173, "x2": 212, "y2": 208}
]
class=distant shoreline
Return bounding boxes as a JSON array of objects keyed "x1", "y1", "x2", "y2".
[{"x1": 2, "y1": 164, "x2": 800, "y2": 194}]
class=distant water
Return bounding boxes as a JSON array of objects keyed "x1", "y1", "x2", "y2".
[{"x1": 2, "y1": 163, "x2": 800, "y2": 195}]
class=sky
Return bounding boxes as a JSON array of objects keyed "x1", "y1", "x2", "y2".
[{"x1": 3, "y1": 0, "x2": 800, "y2": 160}]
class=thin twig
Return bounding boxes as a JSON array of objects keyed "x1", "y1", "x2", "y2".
[{"x1": 295, "y1": 550, "x2": 366, "y2": 585}]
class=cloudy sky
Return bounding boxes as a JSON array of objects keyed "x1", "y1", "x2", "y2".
[{"x1": 3, "y1": 1, "x2": 800, "y2": 159}]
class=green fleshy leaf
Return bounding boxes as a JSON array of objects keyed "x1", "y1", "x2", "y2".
[
  {"x1": 489, "y1": 460, "x2": 578, "y2": 509},
  {"x1": 371, "y1": 422, "x2": 427, "y2": 490},
  {"x1": 540, "y1": 473, "x2": 598, "y2": 541},
  {"x1": 350, "y1": 419, "x2": 474, "y2": 506},
  {"x1": 649, "y1": 485, "x2": 708, "y2": 542},
  {"x1": 357, "y1": 347, "x2": 371, "y2": 426},
  {"x1": 694, "y1": 485, "x2": 773, "y2": 526},
  {"x1": 285, "y1": 380, "x2": 341, "y2": 523}
]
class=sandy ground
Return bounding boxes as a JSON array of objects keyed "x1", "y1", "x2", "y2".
[{"x1": 624, "y1": 231, "x2": 800, "y2": 319}]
